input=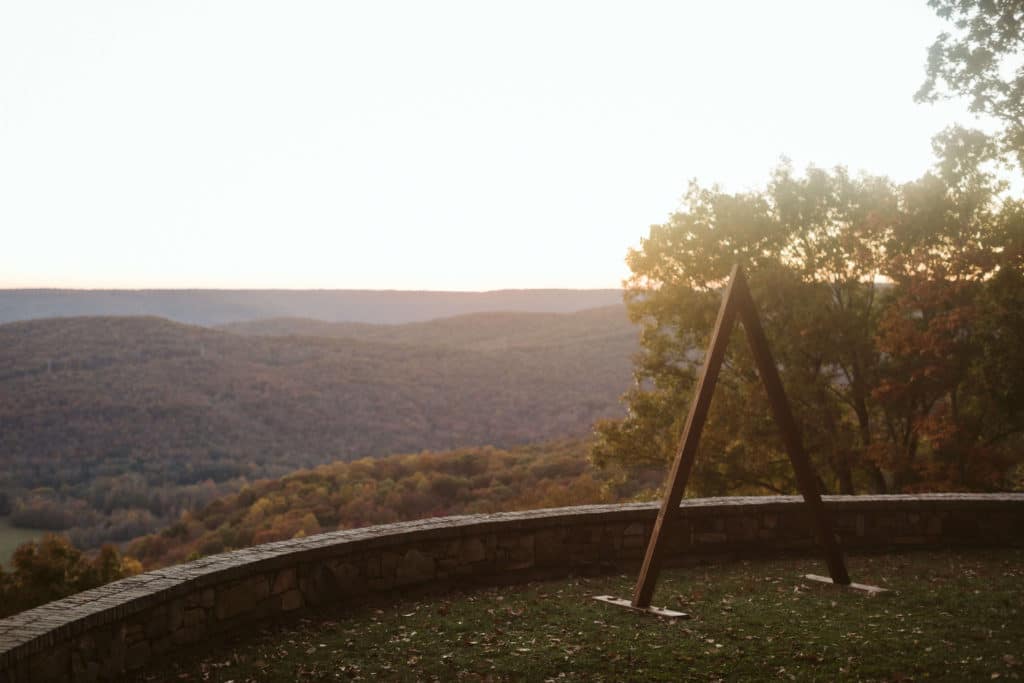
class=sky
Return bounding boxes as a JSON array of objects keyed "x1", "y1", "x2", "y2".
[{"x1": 0, "y1": 1, "x2": 978, "y2": 290}]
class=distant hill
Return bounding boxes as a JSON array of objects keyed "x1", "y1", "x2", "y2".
[
  {"x1": 218, "y1": 305, "x2": 631, "y2": 352},
  {"x1": 0, "y1": 289, "x2": 623, "y2": 326},
  {"x1": 0, "y1": 310, "x2": 638, "y2": 547}
]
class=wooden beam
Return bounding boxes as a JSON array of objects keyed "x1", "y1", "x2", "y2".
[
  {"x1": 732, "y1": 271, "x2": 850, "y2": 586},
  {"x1": 631, "y1": 265, "x2": 741, "y2": 607}
]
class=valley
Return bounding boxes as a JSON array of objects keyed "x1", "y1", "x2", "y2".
[{"x1": 0, "y1": 305, "x2": 638, "y2": 550}]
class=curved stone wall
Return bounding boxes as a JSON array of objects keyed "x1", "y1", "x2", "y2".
[{"x1": 1, "y1": 493, "x2": 1022, "y2": 682}]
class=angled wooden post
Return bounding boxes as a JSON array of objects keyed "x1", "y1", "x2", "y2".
[
  {"x1": 630, "y1": 265, "x2": 742, "y2": 608},
  {"x1": 629, "y1": 265, "x2": 850, "y2": 610},
  {"x1": 732, "y1": 271, "x2": 850, "y2": 587}
]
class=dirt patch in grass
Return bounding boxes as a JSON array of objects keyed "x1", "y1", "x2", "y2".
[{"x1": 131, "y1": 549, "x2": 1024, "y2": 682}]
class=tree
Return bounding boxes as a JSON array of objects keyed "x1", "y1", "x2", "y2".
[
  {"x1": 594, "y1": 165, "x2": 891, "y2": 494},
  {"x1": 0, "y1": 535, "x2": 141, "y2": 618},
  {"x1": 594, "y1": 147, "x2": 1024, "y2": 495},
  {"x1": 917, "y1": 0, "x2": 1024, "y2": 166}
]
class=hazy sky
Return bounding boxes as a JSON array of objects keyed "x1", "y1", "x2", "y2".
[{"x1": 0, "y1": 1, "x2": 975, "y2": 290}]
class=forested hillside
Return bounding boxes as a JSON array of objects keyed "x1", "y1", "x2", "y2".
[
  {"x1": 126, "y1": 440, "x2": 660, "y2": 568},
  {"x1": 0, "y1": 310, "x2": 636, "y2": 547},
  {"x1": 220, "y1": 305, "x2": 630, "y2": 352}
]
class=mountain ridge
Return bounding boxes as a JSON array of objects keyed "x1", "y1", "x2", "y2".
[{"x1": 0, "y1": 289, "x2": 624, "y2": 326}]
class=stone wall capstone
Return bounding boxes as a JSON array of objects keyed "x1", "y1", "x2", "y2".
[{"x1": 1, "y1": 494, "x2": 1022, "y2": 682}]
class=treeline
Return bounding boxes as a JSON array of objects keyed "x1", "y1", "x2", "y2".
[
  {"x1": 127, "y1": 440, "x2": 660, "y2": 569},
  {"x1": 0, "y1": 535, "x2": 140, "y2": 618},
  {"x1": 0, "y1": 309, "x2": 636, "y2": 547},
  {"x1": 596, "y1": 135, "x2": 1024, "y2": 496},
  {"x1": 8, "y1": 476, "x2": 232, "y2": 547}
]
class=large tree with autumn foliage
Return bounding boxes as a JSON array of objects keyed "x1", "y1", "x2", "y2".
[
  {"x1": 0, "y1": 535, "x2": 139, "y2": 618},
  {"x1": 594, "y1": 0, "x2": 1024, "y2": 496},
  {"x1": 593, "y1": 127, "x2": 1024, "y2": 494}
]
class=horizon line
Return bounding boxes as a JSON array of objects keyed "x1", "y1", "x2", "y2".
[{"x1": 0, "y1": 286, "x2": 626, "y2": 294}]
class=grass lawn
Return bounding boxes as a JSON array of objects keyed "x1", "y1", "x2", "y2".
[{"x1": 133, "y1": 548, "x2": 1023, "y2": 682}]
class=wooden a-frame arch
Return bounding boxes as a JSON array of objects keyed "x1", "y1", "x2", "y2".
[{"x1": 600, "y1": 265, "x2": 862, "y2": 615}]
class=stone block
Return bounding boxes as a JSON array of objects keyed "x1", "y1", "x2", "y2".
[
  {"x1": 144, "y1": 606, "x2": 170, "y2": 640},
  {"x1": 328, "y1": 560, "x2": 360, "y2": 581},
  {"x1": 779, "y1": 513, "x2": 812, "y2": 538},
  {"x1": 300, "y1": 561, "x2": 361, "y2": 606},
  {"x1": 396, "y1": 549, "x2": 435, "y2": 584},
  {"x1": 946, "y1": 517, "x2": 980, "y2": 537},
  {"x1": 534, "y1": 528, "x2": 566, "y2": 567},
  {"x1": 183, "y1": 607, "x2": 205, "y2": 628},
  {"x1": 281, "y1": 589, "x2": 303, "y2": 611},
  {"x1": 215, "y1": 575, "x2": 270, "y2": 621},
  {"x1": 99, "y1": 651, "x2": 125, "y2": 679},
  {"x1": 623, "y1": 523, "x2": 646, "y2": 537},
  {"x1": 695, "y1": 532, "x2": 728, "y2": 544},
  {"x1": 30, "y1": 645, "x2": 69, "y2": 682},
  {"x1": 172, "y1": 624, "x2": 206, "y2": 646},
  {"x1": 74, "y1": 632, "x2": 97, "y2": 659},
  {"x1": 299, "y1": 570, "x2": 327, "y2": 606},
  {"x1": 91, "y1": 627, "x2": 116, "y2": 657},
  {"x1": 151, "y1": 635, "x2": 174, "y2": 656},
  {"x1": 894, "y1": 536, "x2": 927, "y2": 545},
  {"x1": 622, "y1": 534, "x2": 646, "y2": 549},
  {"x1": 367, "y1": 576, "x2": 395, "y2": 590},
  {"x1": 726, "y1": 516, "x2": 758, "y2": 541},
  {"x1": 186, "y1": 587, "x2": 216, "y2": 609},
  {"x1": 565, "y1": 525, "x2": 596, "y2": 545},
  {"x1": 125, "y1": 641, "x2": 150, "y2": 671},
  {"x1": 124, "y1": 623, "x2": 146, "y2": 645},
  {"x1": 380, "y1": 551, "x2": 400, "y2": 576},
  {"x1": 168, "y1": 599, "x2": 185, "y2": 632},
  {"x1": 496, "y1": 534, "x2": 535, "y2": 571},
  {"x1": 71, "y1": 651, "x2": 100, "y2": 683},
  {"x1": 457, "y1": 537, "x2": 487, "y2": 564},
  {"x1": 272, "y1": 568, "x2": 297, "y2": 594}
]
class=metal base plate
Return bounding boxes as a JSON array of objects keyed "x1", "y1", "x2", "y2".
[
  {"x1": 592, "y1": 595, "x2": 690, "y2": 618},
  {"x1": 803, "y1": 574, "x2": 888, "y2": 594}
]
